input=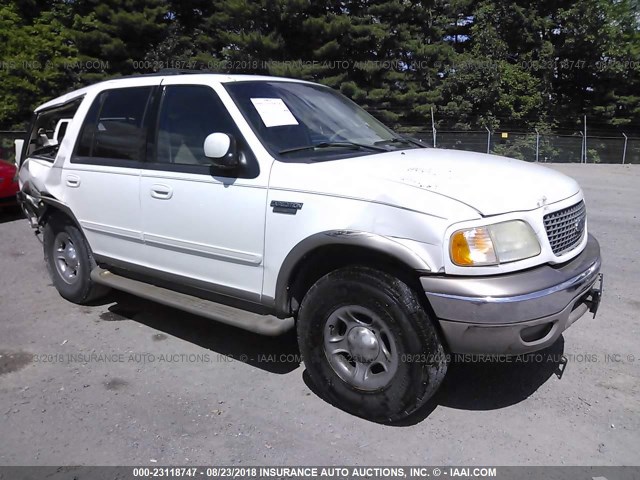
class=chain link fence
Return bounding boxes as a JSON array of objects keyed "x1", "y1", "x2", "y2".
[
  {"x1": 2, "y1": 129, "x2": 638, "y2": 165},
  {"x1": 404, "y1": 129, "x2": 639, "y2": 164}
]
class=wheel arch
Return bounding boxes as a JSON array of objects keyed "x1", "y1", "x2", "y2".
[
  {"x1": 38, "y1": 194, "x2": 82, "y2": 230},
  {"x1": 273, "y1": 230, "x2": 433, "y2": 318},
  {"x1": 18, "y1": 180, "x2": 81, "y2": 232}
]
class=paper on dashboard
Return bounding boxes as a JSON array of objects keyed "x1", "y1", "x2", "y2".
[{"x1": 250, "y1": 98, "x2": 299, "y2": 127}]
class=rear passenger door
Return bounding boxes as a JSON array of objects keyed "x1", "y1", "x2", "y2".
[
  {"x1": 65, "y1": 81, "x2": 160, "y2": 265},
  {"x1": 140, "y1": 81, "x2": 267, "y2": 303}
]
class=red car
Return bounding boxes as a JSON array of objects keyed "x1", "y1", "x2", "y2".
[{"x1": 0, "y1": 159, "x2": 19, "y2": 206}]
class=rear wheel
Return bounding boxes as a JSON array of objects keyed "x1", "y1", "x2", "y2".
[
  {"x1": 43, "y1": 213, "x2": 108, "y2": 304},
  {"x1": 297, "y1": 266, "x2": 447, "y2": 422}
]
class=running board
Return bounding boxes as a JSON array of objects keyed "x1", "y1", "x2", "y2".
[{"x1": 90, "y1": 267, "x2": 294, "y2": 336}]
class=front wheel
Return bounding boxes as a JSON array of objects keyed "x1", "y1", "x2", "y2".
[{"x1": 297, "y1": 266, "x2": 448, "y2": 422}]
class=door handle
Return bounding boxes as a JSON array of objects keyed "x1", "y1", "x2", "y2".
[
  {"x1": 65, "y1": 174, "x2": 80, "y2": 188},
  {"x1": 150, "y1": 184, "x2": 173, "y2": 199}
]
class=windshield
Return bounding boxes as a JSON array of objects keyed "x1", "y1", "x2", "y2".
[{"x1": 224, "y1": 81, "x2": 422, "y2": 160}]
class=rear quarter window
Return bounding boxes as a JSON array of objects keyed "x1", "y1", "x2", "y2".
[{"x1": 23, "y1": 97, "x2": 83, "y2": 162}]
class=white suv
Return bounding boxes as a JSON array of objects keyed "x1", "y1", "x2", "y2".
[{"x1": 16, "y1": 72, "x2": 603, "y2": 422}]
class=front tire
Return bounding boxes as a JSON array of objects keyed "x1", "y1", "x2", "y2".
[
  {"x1": 297, "y1": 266, "x2": 447, "y2": 422},
  {"x1": 43, "y1": 213, "x2": 108, "y2": 304}
]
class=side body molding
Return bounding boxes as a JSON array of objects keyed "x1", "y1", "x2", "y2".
[{"x1": 273, "y1": 230, "x2": 432, "y2": 317}]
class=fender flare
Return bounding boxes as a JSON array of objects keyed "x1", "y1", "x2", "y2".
[
  {"x1": 39, "y1": 194, "x2": 81, "y2": 227},
  {"x1": 273, "y1": 230, "x2": 432, "y2": 316},
  {"x1": 19, "y1": 182, "x2": 81, "y2": 230}
]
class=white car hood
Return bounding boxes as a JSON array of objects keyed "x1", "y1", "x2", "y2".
[{"x1": 332, "y1": 148, "x2": 580, "y2": 216}]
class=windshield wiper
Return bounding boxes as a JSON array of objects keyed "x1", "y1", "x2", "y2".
[
  {"x1": 279, "y1": 141, "x2": 387, "y2": 155},
  {"x1": 374, "y1": 136, "x2": 427, "y2": 148}
]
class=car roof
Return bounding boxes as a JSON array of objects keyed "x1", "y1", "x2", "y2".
[{"x1": 35, "y1": 73, "x2": 313, "y2": 112}]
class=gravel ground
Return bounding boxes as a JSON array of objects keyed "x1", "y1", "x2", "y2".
[{"x1": 0, "y1": 164, "x2": 638, "y2": 466}]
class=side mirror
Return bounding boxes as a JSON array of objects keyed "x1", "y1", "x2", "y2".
[
  {"x1": 14, "y1": 139, "x2": 24, "y2": 167},
  {"x1": 204, "y1": 133, "x2": 238, "y2": 169}
]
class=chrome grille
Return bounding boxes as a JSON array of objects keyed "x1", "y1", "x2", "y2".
[{"x1": 544, "y1": 201, "x2": 586, "y2": 255}]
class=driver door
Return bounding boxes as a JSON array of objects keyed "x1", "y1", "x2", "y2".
[{"x1": 140, "y1": 81, "x2": 267, "y2": 303}]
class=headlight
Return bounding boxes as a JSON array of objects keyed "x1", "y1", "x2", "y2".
[{"x1": 450, "y1": 220, "x2": 541, "y2": 266}]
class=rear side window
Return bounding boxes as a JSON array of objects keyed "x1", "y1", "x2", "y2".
[{"x1": 75, "y1": 87, "x2": 153, "y2": 162}]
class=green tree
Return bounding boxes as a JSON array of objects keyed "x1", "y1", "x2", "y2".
[
  {"x1": 71, "y1": 0, "x2": 169, "y2": 80},
  {"x1": 0, "y1": 1, "x2": 78, "y2": 128},
  {"x1": 196, "y1": 0, "x2": 458, "y2": 128},
  {"x1": 1, "y1": 0, "x2": 639, "y2": 136},
  {"x1": 438, "y1": 1, "x2": 545, "y2": 131},
  {"x1": 590, "y1": 0, "x2": 640, "y2": 131}
]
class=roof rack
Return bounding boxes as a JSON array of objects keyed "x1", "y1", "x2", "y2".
[
  {"x1": 101, "y1": 68, "x2": 218, "y2": 81},
  {"x1": 156, "y1": 68, "x2": 214, "y2": 75}
]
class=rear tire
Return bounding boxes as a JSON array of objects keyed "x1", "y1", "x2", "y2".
[
  {"x1": 297, "y1": 266, "x2": 447, "y2": 423},
  {"x1": 43, "y1": 213, "x2": 108, "y2": 304}
]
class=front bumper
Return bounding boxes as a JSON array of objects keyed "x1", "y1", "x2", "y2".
[{"x1": 421, "y1": 234, "x2": 603, "y2": 354}]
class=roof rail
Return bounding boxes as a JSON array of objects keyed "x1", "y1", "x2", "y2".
[{"x1": 156, "y1": 68, "x2": 213, "y2": 75}]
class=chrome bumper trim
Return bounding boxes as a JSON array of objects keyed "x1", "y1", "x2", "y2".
[
  {"x1": 428, "y1": 260, "x2": 599, "y2": 305},
  {"x1": 421, "y1": 234, "x2": 601, "y2": 324}
]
